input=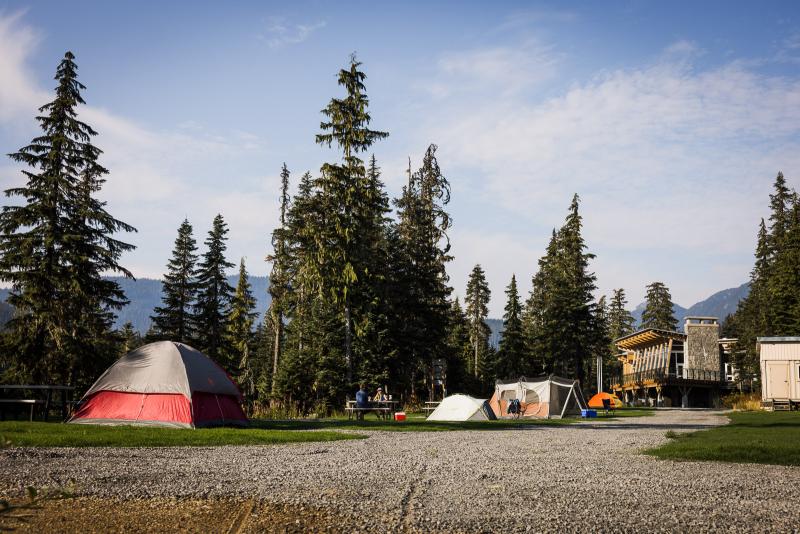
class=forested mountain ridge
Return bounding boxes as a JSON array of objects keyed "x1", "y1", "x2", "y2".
[
  {"x1": 0, "y1": 280, "x2": 750, "y2": 340},
  {"x1": 0, "y1": 276, "x2": 272, "y2": 333}
]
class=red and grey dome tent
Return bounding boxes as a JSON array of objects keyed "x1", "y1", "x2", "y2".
[{"x1": 69, "y1": 341, "x2": 248, "y2": 428}]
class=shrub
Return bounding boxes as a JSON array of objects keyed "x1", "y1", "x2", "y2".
[{"x1": 722, "y1": 392, "x2": 761, "y2": 411}]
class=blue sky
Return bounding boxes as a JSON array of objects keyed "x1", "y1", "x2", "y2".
[{"x1": 1, "y1": 1, "x2": 799, "y2": 316}]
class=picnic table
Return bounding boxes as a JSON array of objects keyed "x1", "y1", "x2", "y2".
[
  {"x1": 0, "y1": 384, "x2": 76, "y2": 422},
  {"x1": 422, "y1": 401, "x2": 441, "y2": 413},
  {"x1": 345, "y1": 400, "x2": 399, "y2": 421}
]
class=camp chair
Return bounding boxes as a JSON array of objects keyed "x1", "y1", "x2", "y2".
[{"x1": 601, "y1": 397, "x2": 613, "y2": 415}]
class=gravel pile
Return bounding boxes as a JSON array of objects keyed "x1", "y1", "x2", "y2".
[{"x1": 3, "y1": 410, "x2": 799, "y2": 532}]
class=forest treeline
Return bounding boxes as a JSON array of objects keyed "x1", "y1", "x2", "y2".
[{"x1": 1, "y1": 52, "x2": 795, "y2": 411}]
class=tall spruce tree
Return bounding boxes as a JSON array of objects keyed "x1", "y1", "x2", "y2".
[
  {"x1": 266, "y1": 163, "x2": 291, "y2": 395},
  {"x1": 640, "y1": 282, "x2": 677, "y2": 331},
  {"x1": 314, "y1": 54, "x2": 389, "y2": 386},
  {"x1": 151, "y1": 219, "x2": 198, "y2": 343},
  {"x1": 522, "y1": 195, "x2": 599, "y2": 385},
  {"x1": 728, "y1": 172, "x2": 800, "y2": 385},
  {"x1": 391, "y1": 145, "x2": 453, "y2": 398},
  {"x1": 497, "y1": 275, "x2": 525, "y2": 379},
  {"x1": 0, "y1": 51, "x2": 136, "y2": 386},
  {"x1": 465, "y1": 264, "x2": 491, "y2": 380},
  {"x1": 227, "y1": 258, "x2": 258, "y2": 396},
  {"x1": 195, "y1": 214, "x2": 235, "y2": 367}
]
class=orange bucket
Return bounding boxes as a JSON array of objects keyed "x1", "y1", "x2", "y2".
[{"x1": 394, "y1": 412, "x2": 406, "y2": 421}]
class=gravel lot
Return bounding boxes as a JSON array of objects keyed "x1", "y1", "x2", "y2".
[{"x1": 2, "y1": 410, "x2": 799, "y2": 532}]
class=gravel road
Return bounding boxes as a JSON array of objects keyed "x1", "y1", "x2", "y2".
[{"x1": 3, "y1": 410, "x2": 799, "y2": 532}]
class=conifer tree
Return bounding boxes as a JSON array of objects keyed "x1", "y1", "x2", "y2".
[
  {"x1": 227, "y1": 258, "x2": 258, "y2": 395},
  {"x1": 497, "y1": 275, "x2": 525, "y2": 379},
  {"x1": 314, "y1": 54, "x2": 389, "y2": 386},
  {"x1": 266, "y1": 163, "x2": 291, "y2": 395},
  {"x1": 445, "y1": 298, "x2": 472, "y2": 393},
  {"x1": 465, "y1": 264, "x2": 491, "y2": 379},
  {"x1": 591, "y1": 295, "x2": 610, "y2": 391},
  {"x1": 606, "y1": 288, "x2": 635, "y2": 379},
  {"x1": 0, "y1": 51, "x2": 136, "y2": 386},
  {"x1": 728, "y1": 173, "x2": 800, "y2": 385},
  {"x1": 151, "y1": 219, "x2": 198, "y2": 343},
  {"x1": 523, "y1": 195, "x2": 599, "y2": 385},
  {"x1": 391, "y1": 145, "x2": 453, "y2": 398},
  {"x1": 118, "y1": 322, "x2": 142, "y2": 355},
  {"x1": 640, "y1": 282, "x2": 677, "y2": 331},
  {"x1": 607, "y1": 289, "x2": 636, "y2": 341},
  {"x1": 195, "y1": 214, "x2": 235, "y2": 366}
]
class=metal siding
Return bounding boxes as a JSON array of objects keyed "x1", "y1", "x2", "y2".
[{"x1": 760, "y1": 342, "x2": 800, "y2": 362}]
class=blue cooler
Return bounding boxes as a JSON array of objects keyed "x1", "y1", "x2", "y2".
[{"x1": 581, "y1": 409, "x2": 597, "y2": 418}]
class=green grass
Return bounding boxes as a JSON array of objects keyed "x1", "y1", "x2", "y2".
[
  {"x1": 0, "y1": 421, "x2": 364, "y2": 448},
  {"x1": 0, "y1": 407, "x2": 654, "y2": 447},
  {"x1": 645, "y1": 411, "x2": 800, "y2": 466}
]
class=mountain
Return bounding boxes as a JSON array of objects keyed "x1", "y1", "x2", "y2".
[
  {"x1": 0, "y1": 279, "x2": 750, "y2": 340},
  {"x1": 630, "y1": 302, "x2": 688, "y2": 329},
  {"x1": 0, "y1": 275, "x2": 272, "y2": 334},
  {"x1": 682, "y1": 282, "x2": 749, "y2": 322},
  {"x1": 630, "y1": 282, "x2": 750, "y2": 330}
]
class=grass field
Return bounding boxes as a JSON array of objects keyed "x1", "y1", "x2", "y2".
[
  {"x1": 645, "y1": 411, "x2": 800, "y2": 466},
  {"x1": 0, "y1": 421, "x2": 364, "y2": 447},
  {"x1": 0, "y1": 408, "x2": 653, "y2": 447}
]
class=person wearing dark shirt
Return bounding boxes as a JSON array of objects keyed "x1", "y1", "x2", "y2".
[{"x1": 356, "y1": 384, "x2": 368, "y2": 408}]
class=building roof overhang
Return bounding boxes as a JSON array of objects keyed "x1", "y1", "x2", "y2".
[{"x1": 615, "y1": 328, "x2": 686, "y2": 350}]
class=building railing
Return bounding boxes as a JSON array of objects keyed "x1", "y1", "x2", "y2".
[{"x1": 610, "y1": 368, "x2": 721, "y2": 387}]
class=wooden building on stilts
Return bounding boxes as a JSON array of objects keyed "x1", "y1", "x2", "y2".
[{"x1": 611, "y1": 317, "x2": 734, "y2": 408}]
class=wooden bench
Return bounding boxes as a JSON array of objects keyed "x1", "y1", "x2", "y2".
[
  {"x1": 422, "y1": 401, "x2": 441, "y2": 413},
  {"x1": 0, "y1": 399, "x2": 46, "y2": 422}
]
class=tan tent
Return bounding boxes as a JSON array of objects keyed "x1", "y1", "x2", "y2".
[
  {"x1": 489, "y1": 376, "x2": 587, "y2": 419},
  {"x1": 426, "y1": 394, "x2": 496, "y2": 422}
]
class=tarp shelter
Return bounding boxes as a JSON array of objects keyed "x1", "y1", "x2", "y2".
[
  {"x1": 426, "y1": 394, "x2": 497, "y2": 422},
  {"x1": 489, "y1": 376, "x2": 587, "y2": 419},
  {"x1": 588, "y1": 391, "x2": 624, "y2": 409},
  {"x1": 69, "y1": 341, "x2": 248, "y2": 428}
]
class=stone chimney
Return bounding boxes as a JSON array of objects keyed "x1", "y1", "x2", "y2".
[{"x1": 684, "y1": 317, "x2": 720, "y2": 373}]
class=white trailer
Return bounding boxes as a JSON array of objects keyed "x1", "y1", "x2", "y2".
[{"x1": 758, "y1": 337, "x2": 800, "y2": 409}]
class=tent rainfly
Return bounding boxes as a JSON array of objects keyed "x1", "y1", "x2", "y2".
[
  {"x1": 588, "y1": 391, "x2": 624, "y2": 409},
  {"x1": 69, "y1": 341, "x2": 248, "y2": 428},
  {"x1": 426, "y1": 394, "x2": 497, "y2": 422},
  {"x1": 489, "y1": 376, "x2": 587, "y2": 419}
]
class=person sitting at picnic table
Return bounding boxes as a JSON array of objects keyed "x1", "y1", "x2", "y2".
[
  {"x1": 356, "y1": 384, "x2": 369, "y2": 408},
  {"x1": 372, "y1": 387, "x2": 387, "y2": 402}
]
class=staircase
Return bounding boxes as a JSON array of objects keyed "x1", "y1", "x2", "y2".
[{"x1": 771, "y1": 399, "x2": 792, "y2": 411}]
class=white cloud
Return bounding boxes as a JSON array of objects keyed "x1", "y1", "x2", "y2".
[
  {"x1": 417, "y1": 41, "x2": 560, "y2": 99},
  {"x1": 413, "y1": 41, "x2": 800, "y2": 313},
  {"x1": 0, "y1": 10, "x2": 47, "y2": 121},
  {"x1": 0, "y1": 13, "x2": 280, "y2": 281},
  {"x1": 259, "y1": 17, "x2": 326, "y2": 49}
]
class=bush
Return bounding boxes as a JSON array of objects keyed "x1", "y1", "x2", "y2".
[{"x1": 722, "y1": 392, "x2": 761, "y2": 411}]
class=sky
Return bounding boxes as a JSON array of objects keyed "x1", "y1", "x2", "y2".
[{"x1": 1, "y1": 1, "x2": 799, "y2": 317}]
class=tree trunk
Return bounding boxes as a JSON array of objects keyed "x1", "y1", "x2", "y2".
[
  {"x1": 271, "y1": 310, "x2": 282, "y2": 395},
  {"x1": 474, "y1": 340, "x2": 479, "y2": 378},
  {"x1": 344, "y1": 304, "x2": 352, "y2": 385}
]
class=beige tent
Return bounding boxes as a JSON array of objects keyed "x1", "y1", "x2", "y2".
[
  {"x1": 489, "y1": 376, "x2": 587, "y2": 419},
  {"x1": 426, "y1": 394, "x2": 497, "y2": 422}
]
